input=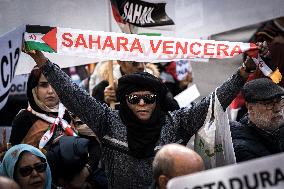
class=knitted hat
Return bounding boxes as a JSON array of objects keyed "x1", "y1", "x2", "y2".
[{"x1": 243, "y1": 78, "x2": 284, "y2": 103}]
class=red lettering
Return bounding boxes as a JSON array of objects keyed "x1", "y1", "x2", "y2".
[
  {"x1": 150, "y1": 40, "x2": 162, "y2": 53},
  {"x1": 117, "y1": 37, "x2": 129, "y2": 51},
  {"x1": 190, "y1": 42, "x2": 201, "y2": 56},
  {"x1": 74, "y1": 34, "x2": 88, "y2": 48},
  {"x1": 163, "y1": 41, "x2": 174, "y2": 54},
  {"x1": 230, "y1": 45, "x2": 242, "y2": 56},
  {"x1": 175, "y1": 42, "x2": 188, "y2": 54},
  {"x1": 62, "y1": 33, "x2": 73, "y2": 47},
  {"x1": 102, "y1": 36, "x2": 115, "y2": 50},
  {"x1": 130, "y1": 38, "x2": 143, "y2": 53},
  {"x1": 217, "y1": 44, "x2": 229, "y2": 57},
  {"x1": 89, "y1": 35, "x2": 101, "y2": 49},
  {"x1": 204, "y1": 43, "x2": 215, "y2": 56}
]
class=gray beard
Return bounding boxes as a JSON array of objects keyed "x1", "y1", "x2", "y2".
[{"x1": 252, "y1": 117, "x2": 284, "y2": 132}]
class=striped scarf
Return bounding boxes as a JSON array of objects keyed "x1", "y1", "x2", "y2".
[{"x1": 28, "y1": 103, "x2": 78, "y2": 149}]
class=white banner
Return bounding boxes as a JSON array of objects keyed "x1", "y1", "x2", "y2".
[
  {"x1": 168, "y1": 153, "x2": 284, "y2": 189},
  {"x1": 31, "y1": 27, "x2": 254, "y2": 62},
  {"x1": 0, "y1": 25, "x2": 25, "y2": 110},
  {"x1": 57, "y1": 28, "x2": 252, "y2": 61}
]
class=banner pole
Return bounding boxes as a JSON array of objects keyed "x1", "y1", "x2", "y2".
[{"x1": 108, "y1": 60, "x2": 115, "y2": 109}]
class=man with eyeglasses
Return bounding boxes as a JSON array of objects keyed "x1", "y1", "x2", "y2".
[{"x1": 230, "y1": 78, "x2": 284, "y2": 163}]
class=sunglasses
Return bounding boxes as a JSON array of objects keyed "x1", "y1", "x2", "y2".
[
  {"x1": 126, "y1": 94, "x2": 157, "y2": 104},
  {"x1": 18, "y1": 162, "x2": 47, "y2": 177}
]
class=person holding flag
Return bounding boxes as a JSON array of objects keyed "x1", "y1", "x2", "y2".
[{"x1": 23, "y1": 41, "x2": 268, "y2": 189}]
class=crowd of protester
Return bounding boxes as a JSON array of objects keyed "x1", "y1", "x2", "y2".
[{"x1": 0, "y1": 18, "x2": 283, "y2": 189}]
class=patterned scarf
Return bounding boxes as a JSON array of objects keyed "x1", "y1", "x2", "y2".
[{"x1": 28, "y1": 103, "x2": 78, "y2": 149}]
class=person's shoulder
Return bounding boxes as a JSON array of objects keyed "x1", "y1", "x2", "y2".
[
  {"x1": 145, "y1": 63, "x2": 160, "y2": 77},
  {"x1": 230, "y1": 120, "x2": 254, "y2": 139},
  {"x1": 230, "y1": 120, "x2": 245, "y2": 130},
  {"x1": 13, "y1": 109, "x2": 32, "y2": 120},
  {"x1": 10, "y1": 110, "x2": 36, "y2": 145},
  {"x1": 12, "y1": 110, "x2": 36, "y2": 126}
]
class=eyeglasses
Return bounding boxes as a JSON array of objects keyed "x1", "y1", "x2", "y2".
[
  {"x1": 18, "y1": 162, "x2": 47, "y2": 177},
  {"x1": 126, "y1": 94, "x2": 157, "y2": 104},
  {"x1": 256, "y1": 97, "x2": 284, "y2": 110}
]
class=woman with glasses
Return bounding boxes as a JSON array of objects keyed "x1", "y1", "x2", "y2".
[
  {"x1": 0, "y1": 144, "x2": 51, "y2": 189},
  {"x1": 24, "y1": 42, "x2": 269, "y2": 189}
]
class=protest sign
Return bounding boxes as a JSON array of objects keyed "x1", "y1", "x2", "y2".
[
  {"x1": 167, "y1": 153, "x2": 284, "y2": 189},
  {"x1": 9, "y1": 74, "x2": 28, "y2": 96},
  {"x1": 0, "y1": 25, "x2": 25, "y2": 110},
  {"x1": 174, "y1": 84, "x2": 200, "y2": 108},
  {"x1": 175, "y1": 60, "x2": 191, "y2": 81}
]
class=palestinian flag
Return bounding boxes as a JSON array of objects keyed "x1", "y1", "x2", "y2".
[{"x1": 25, "y1": 25, "x2": 57, "y2": 53}]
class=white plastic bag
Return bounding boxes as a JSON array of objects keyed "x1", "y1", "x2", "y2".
[{"x1": 194, "y1": 90, "x2": 236, "y2": 169}]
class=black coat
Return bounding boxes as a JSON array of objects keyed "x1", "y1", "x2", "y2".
[{"x1": 230, "y1": 115, "x2": 284, "y2": 163}]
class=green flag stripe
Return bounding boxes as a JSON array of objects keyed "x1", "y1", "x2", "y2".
[
  {"x1": 138, "y1": 33, "x2": 162, "y2": 36},
  {"x1": 25, "y1": 41, "x2": 55, "y2": 53}
]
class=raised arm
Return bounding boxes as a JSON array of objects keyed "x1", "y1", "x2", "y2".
[
  {"x1": 174, "y1": 41, "x2": 270, "y2": 136},
  {"x1": 173, "y1": 69, "x2": 247, "y2": 137}
]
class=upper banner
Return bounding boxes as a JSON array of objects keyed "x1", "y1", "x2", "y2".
[
  {"x1": 111, "y1": 0, "x2": 174, "y2": 28},
  {"x1": 0, "y1": 25, "x2": 25, "y2": 110},
  {"x1": 25, "y1": 25, "x2": 256, "y2": 62},
  {"x1": 110, "y1": 0, "x2": 174, "y2": 34},
  {"x1": 167, "y1": 153, "x2": 284, "y2": 189}
]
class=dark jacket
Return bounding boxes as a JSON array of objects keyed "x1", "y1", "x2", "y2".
[{"x1": 230, "y1": 115, "x2": 284, "y2": 163}]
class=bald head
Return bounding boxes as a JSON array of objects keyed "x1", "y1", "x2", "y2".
[
  {"x1": 0, "y1": 176, "x2": 20, "y2": 189},
  {"x1": 153, "y1": 144, "x2": 204, "y2": 189}
]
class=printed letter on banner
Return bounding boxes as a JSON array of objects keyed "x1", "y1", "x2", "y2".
[
  {"x1": 167, "y1": 153, "x2": 284, "y2": 189},
  {"x1": 0, "y1": 25, "x2": 25, "y2": 110}
]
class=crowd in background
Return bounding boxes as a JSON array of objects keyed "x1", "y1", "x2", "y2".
[{"x1": 0, "y1": 17, "x2": 283, "y2": 189}]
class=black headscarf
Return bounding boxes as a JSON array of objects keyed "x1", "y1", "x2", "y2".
[
  {"x1": 27, "y1": 66, "x2": 45, "y2": 113},
  {"x1": 27, "y1": 66, "x2": 71, "y2": 121},
  {"x1": 117, "y1": 72, "x2": 167, "y2": 159}
]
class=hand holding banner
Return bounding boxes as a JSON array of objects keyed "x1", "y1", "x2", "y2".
[
  {"x1": 24, "y1": 25, "x2": 281, "y2": 83},
  {"x1": 25, "y1": 25, "x2": 254, "y2": 62}
]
